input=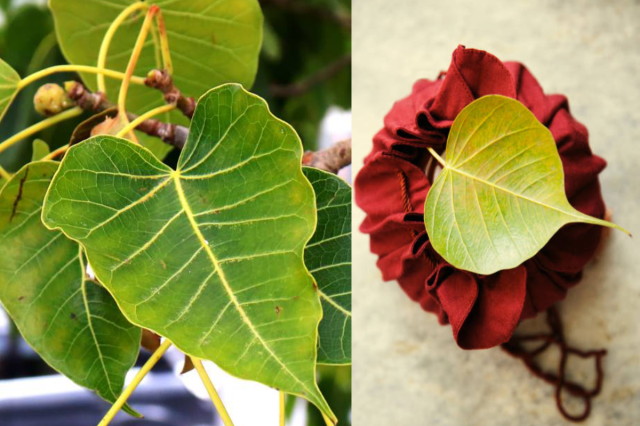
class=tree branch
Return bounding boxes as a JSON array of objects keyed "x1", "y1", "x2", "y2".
[
  {"x1": 270, "y1": 54, "x2": 351, "y2": 98},
  {"x1": 65, "y1": 81, "x2": 189, "y2": 149},
  {"x1": 145, "y1": 69, "x2": 196, "y2": 119},
  {"x1": 302, "y1": 139, "x2": 351, "y2": 174},
  {"x1": 63, "y1": 82, "x2": 353, "y2": 173}
]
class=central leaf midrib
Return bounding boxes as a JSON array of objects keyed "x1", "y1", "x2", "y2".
[
  {"x1": 445, "y1": 165, "x2": 579, "y2": 220},
  {"x1": 170, "y1": 171, "x2": 313, "y2": 395}
]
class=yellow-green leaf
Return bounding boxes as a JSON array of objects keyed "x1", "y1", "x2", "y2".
[
  {"x1": 303, "y1": 167, "x2": 351, "y2": 365},
  {"x1": 425, "y1": 95, "x2": 628, "y2": 275},
  {"x1": 0, "y1": 57, "x2": 20, "y2": 121},
  {"x1": 31, "y1": 139, "x2": 50, "y2": 162},
  {"x1": 49, "y1": 0, "x2": 263, "y2": 124},
  {"x1": 0, "y1": 161, "x2": 141, "y2": 416},
  {"x1": 42, "y1": 85, "x2": 335, "y2": 422}
]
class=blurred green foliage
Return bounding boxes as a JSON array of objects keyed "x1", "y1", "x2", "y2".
[
  {"x1": 254, "y1": 0, "x2": 351, "y2": 149},
  {"x1": 0, "y1": 1, "x2": 84, "y2": 172}
]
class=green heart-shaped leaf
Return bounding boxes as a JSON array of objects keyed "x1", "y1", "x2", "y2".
[
  {"x1": 425, "y1": 95, "x2": 628, "y2": 275},
  {"x1": 49, "y1": 0, "x2": 263, "y2": 121},
  {"x1": 303, "y1": 167, "x2": 351, "y2": 365},
  {"x1": 0, "y1": 57, "x2": 21, "y2": 121},
  {"x1": 0, "y1": 161, "x2": 141, "y2": 416},
  {"x1": 42, "y1": 85, "x2": 335, "y2": 422},
  {"x1": 31, "y1": 139, "x2": 50, "y2": 162}
]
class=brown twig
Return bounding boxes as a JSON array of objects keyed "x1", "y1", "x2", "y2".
[
  {"x1": 145, "y1": 69, "x2": 196, "y2": 119},
  {"x1": 270, "y1": 54, "x2": 351, "y2": 98},
  {"x1": 302, "y1": 139, "x2": 351, "y2": 174},
  {"x1": 259, "y1": 0, "x2": 351, "y2": 31},
  {"x1": 65, "y1": 81, "x2": 189, "y2": 149},
  {"x1": 63, "y1": 82, "x2": 352, "y2": 171},
  {"x1": 66, "y1": 82, "x2": 110, "y2": 112}
]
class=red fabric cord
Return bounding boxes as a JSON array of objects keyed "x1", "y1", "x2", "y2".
[
  {"x1": 355, "y1": 45, "x2": 608, "y2": 420},
  {"x1": 502, "y1": 306, "x2": 606, "y2": 422}
]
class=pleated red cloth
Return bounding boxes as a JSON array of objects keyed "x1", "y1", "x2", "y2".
[{"x1": 355, "y1": 45, "x2": 606, "y2": 350}]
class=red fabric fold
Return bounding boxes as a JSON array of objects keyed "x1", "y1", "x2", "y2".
[
  {"x1": 429, "y1": 266, "x2": 527, "y2": 349},
  {"x1": 355, "y1": 45, "x2": 606, "y2": 349}
]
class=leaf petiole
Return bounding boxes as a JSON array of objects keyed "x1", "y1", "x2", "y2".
[
  {"x1": 427, "y1": 147, "x2": 446, "y2": 167},
  {"x1": 115, "y1": 103, "x2": 176, "y2": 139},
  {"x1": 97, "y1": 339, "x2": 172, "y2": 426},
  {"x1": 192, "y1": 358, "x2": 236, "y2": 426},
  {"x1": 280, "y1": 391, "x2": 286, "y2": 426},
  {"x1": 97, "y1": 1, "x2": 149, "y2": 94},
  {"x1": 0, "y1": 165, "x2": 9, "y2": 181},
  {"x1": 154, "y1": 9, "x2": 174, "y2": 75},
  {"x1": 42, "y1": 145, "x2": 69, "y2": 161},
  {"x1": 18, "y1": 65, "x2": 146, "y2": 90},
  {"x1": 0, "y1": 107, "x2": 83, "y2": 155},
  {"x1": 117, "y1": 6, "x2": 160, "y2": 142}
]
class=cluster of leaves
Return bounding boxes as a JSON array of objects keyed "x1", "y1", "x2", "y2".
[
  {"x1": 0, "y1": 0, "x2": 351, "y2": 424},
  {"x1": 0, "y1": 0, "x2": 351, "y2": 172}
]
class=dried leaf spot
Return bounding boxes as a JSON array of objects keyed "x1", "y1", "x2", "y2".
[{"x1": 10, "y1": 166, "x2": 29, "y2": 223}]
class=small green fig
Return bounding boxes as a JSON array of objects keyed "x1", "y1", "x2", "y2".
[{"x1": 34, "y1": 83, "x2": 73, "y2": 116}]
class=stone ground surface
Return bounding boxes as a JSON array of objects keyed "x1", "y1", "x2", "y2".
[{"x1": 352, "y1": 0, "x2": 640, "y2": 425}]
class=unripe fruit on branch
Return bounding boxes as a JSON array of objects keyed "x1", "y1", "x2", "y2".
[{"x1": 34, "y1": 83, "x2": 74, "y2": 116}]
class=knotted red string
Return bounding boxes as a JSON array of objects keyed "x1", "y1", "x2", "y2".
[{"x1": 501, "y1": 306, "x2": 607, "y2": 422}]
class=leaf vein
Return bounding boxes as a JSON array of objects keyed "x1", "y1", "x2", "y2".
[{"x1": 172, "y1": 173, "x2": 316, "y2": 396}]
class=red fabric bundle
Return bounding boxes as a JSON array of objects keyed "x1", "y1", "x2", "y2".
[{"x1": 356, "y1": 45, "x2": 606, "y2": 350}]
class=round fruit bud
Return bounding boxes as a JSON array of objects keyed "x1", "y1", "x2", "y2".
[{"x1": 34, "y1": 83, "x2": 73, "y2": 116}]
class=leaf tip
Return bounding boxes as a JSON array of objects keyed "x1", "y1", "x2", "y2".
[
  {"x1": 123, "y1": 403, "x2": 144, "y2": 419},
  {"x1": 611, "y1": 222, "x2": 631, "y2": 237},
  {"x1": 579, "y1": 214, "x2": 631, "y2": 238}
]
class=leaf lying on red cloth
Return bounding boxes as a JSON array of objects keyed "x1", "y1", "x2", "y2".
[{"x1": 355, "y1": 45, "x2": 607, "y2": 349}]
